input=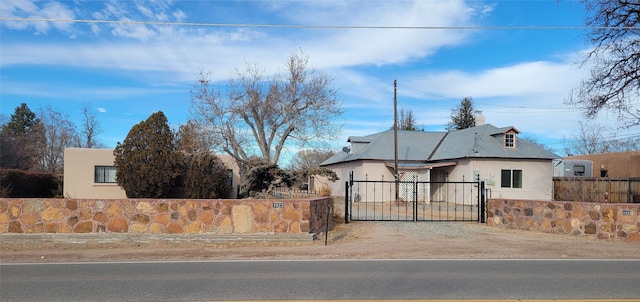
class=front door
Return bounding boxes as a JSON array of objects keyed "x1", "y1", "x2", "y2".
[{"x1": 430, "y1": 169, "x2": 448, "y2": 203}]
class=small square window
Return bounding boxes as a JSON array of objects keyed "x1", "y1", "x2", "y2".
[
  {"x1": 95, "y1": 166, "x2": 117, "y2": 183},
  {"x1": 501, "y1": 169, "x2": 522, "y2": 188},
  {"x1": 504, "y1": 133, "x2": 515, "y2": 148}
]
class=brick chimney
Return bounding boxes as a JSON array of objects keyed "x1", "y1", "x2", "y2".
[{"x1": 476, "y1": 110, "x2": 485, "y2": 126}]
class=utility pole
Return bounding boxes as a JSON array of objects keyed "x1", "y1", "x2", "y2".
[{"x1": 394, "y1": 80, "x2": 399, "y2": 203}]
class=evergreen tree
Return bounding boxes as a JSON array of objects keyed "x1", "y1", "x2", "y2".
[
  {"x1": 181, "y1": 152, "x2": 230, "y2": 199},
  {"x1": 176, "y1": 123, "x2": 231, "y2": 199},
  {"x1": 0, "y1": 103, "x2": 43, "y2": 170},
  {"x1": 176, "y1": 120, "x2": 210, "y2": 154},
  {"x1": 2, "y1": 103, "x2": 40, "y2": 135},
  {"x1": 113, "y1": 111, "x2": 178, "y2": 198},
  {"x1": 446, "y1": 97, "x2": 476, "y2": 131}
]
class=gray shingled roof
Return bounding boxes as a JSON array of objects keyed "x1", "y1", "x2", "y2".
[{"x1": 321, "y1": 124, "x2": 559, "y2": 166}]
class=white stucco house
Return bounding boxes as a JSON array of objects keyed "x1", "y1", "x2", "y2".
[{"x1": 321, "y1": 122, "x2": 560, "y2": 202}]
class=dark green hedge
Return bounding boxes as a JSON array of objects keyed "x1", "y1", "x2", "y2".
[{"x1": 0, "y1": 169, "x2": 60, "y2": 198}]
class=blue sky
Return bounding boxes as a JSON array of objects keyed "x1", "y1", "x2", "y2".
[{"x1": 1, "y1": 0, "x2": 635, "y2": 164}]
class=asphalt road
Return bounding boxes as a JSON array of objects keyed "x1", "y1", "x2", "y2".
[{"x1": 1, "y1": 259, "x2": 639, "y2": 301}]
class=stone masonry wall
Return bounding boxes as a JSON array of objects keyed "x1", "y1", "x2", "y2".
[
  {"x1": 0, "y1": 197, "x2": 332, "y2": 235},
  {"x1": 487, "y1": 199, "x2": 640, "y2": 241}
]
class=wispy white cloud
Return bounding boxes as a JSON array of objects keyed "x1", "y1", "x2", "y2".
[
  {"x1": 0, "y1": 0, "x2": 75, "y2": 33},
  {"x1": 86, "y1": 0, "x2": 188, "y2": 41},
  {"x1": 293, "y1": 1, "x2": 474, "y2": 68},
  {"x1": 1, "y1": 0, "x2": 479, "y2": 87},
  {"x1": 410, "y1": 60, "x2": 586, "y2": 100},
  {"x1": 0, "y1": 79, "x2": 185, "y2": 101}
]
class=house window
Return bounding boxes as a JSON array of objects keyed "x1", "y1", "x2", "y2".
[
  {"x1": 95, "y1": 166, "x2": 117, "y2": 183},
  {"x1": 600, "y1": 170, "x2": 608, "y2": 177},
  {"x1": 501, "y1": 169, "x2": 522, "y2": 188},
  {"x1": 504, "y1": 133, "x2": 516, "y2": 148}
]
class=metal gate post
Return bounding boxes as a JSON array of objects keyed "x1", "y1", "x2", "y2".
[
  {"x1": 412, "y1": 179, "x2": 418, "y2": 221},
  {"x1": 480, "y1": 181, "x2": 486, "y2": 223},
  {"x1": 344, "y1": 181, "x2": 350, "y2": 224}
]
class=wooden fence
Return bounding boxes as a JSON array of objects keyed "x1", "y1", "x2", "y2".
[{"x1": 553, "y1": 177, "x2": 640, "y2": 203}]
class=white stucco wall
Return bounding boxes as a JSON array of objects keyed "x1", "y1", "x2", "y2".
[
  {"x1": 325, "y1": 161, "x2": 361, "y2": 197},
  {"x1": 326, "y1": 158, "x2": 555, "y2": 203},
  {"x1": 446, "y1": 158, "x2": 554, "y2": 201},
  {"x1": 63, "y1": 148, "x2": 126, "y2": 199}
]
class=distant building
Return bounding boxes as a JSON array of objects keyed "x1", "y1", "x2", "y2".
[
  {"x1": 562, "y1": 151, "x2": 640, "y2": 178},
  {"x1": 63, "y1": 148, "x2": 126, "y2": 199},
  {"x1": 553, "y1": 159, "x2": 593, "y2": 177}
]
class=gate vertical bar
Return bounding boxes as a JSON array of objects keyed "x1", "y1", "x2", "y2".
[
  {"x1": 412, "y1": 177, "x2": 418, "y2": 221},
  {"x1": 344, "y1": 181, "x2": 350, "y2": 224},
  {"x1": 480, "y1": 181, "x2": 486, "y2": 223}
]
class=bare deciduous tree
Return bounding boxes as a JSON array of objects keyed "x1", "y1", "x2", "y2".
[
  {"x1": 2, "y1": 103, "x2": 106, "y2": 172},
  {"x1": 563, "y1": 121, "x2": 640, "y2": 155},
  {"x1": 190, "y1": 50, "x2": 342, "y2": 174},
  {"x1": 520, "y1": 134, "x2": 556, "y2": 153},
  {"x1": 289, "y1": 149, "x2": 335, "y2": 171},
  {"x1": 390, "y1": 108, "x2": 421, "y2": 131},
  {"x1": 567, "y1": 0, "x2": 640, "y2": 128},
  {"x1": 36, "y1": 106, "x2": 81, "y2": 173},
  {"x1": 80, "y1": 103, "x2": 104, "y2": 148}
]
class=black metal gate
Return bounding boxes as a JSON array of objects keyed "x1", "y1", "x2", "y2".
[{"x1": 344, "y1": 178, "x2": 486, "y2": 223}]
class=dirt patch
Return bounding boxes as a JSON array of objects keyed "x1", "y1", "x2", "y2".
[{"x1": 1, "y1": 221, "x2": 638, "y2": 263}]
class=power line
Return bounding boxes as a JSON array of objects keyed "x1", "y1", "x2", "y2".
[
  {"x1": 2, "y1": 17, "x2": 638, "y2": 30},
  {"x1": 544, "y1": 133, "x2": 640, "y2": 146},
  {"x1": 397, "y1": 84, "x2": 459, "y2": 101},
  {"x1": 398, "y1": 83, "x2": 585, "y2": 112},
  {"x1": 351, "y1": 83, "x2": 637, "y2": 116},
  {"x1": 342, "y1": 83, "x2": 393, "y2": 113}
]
